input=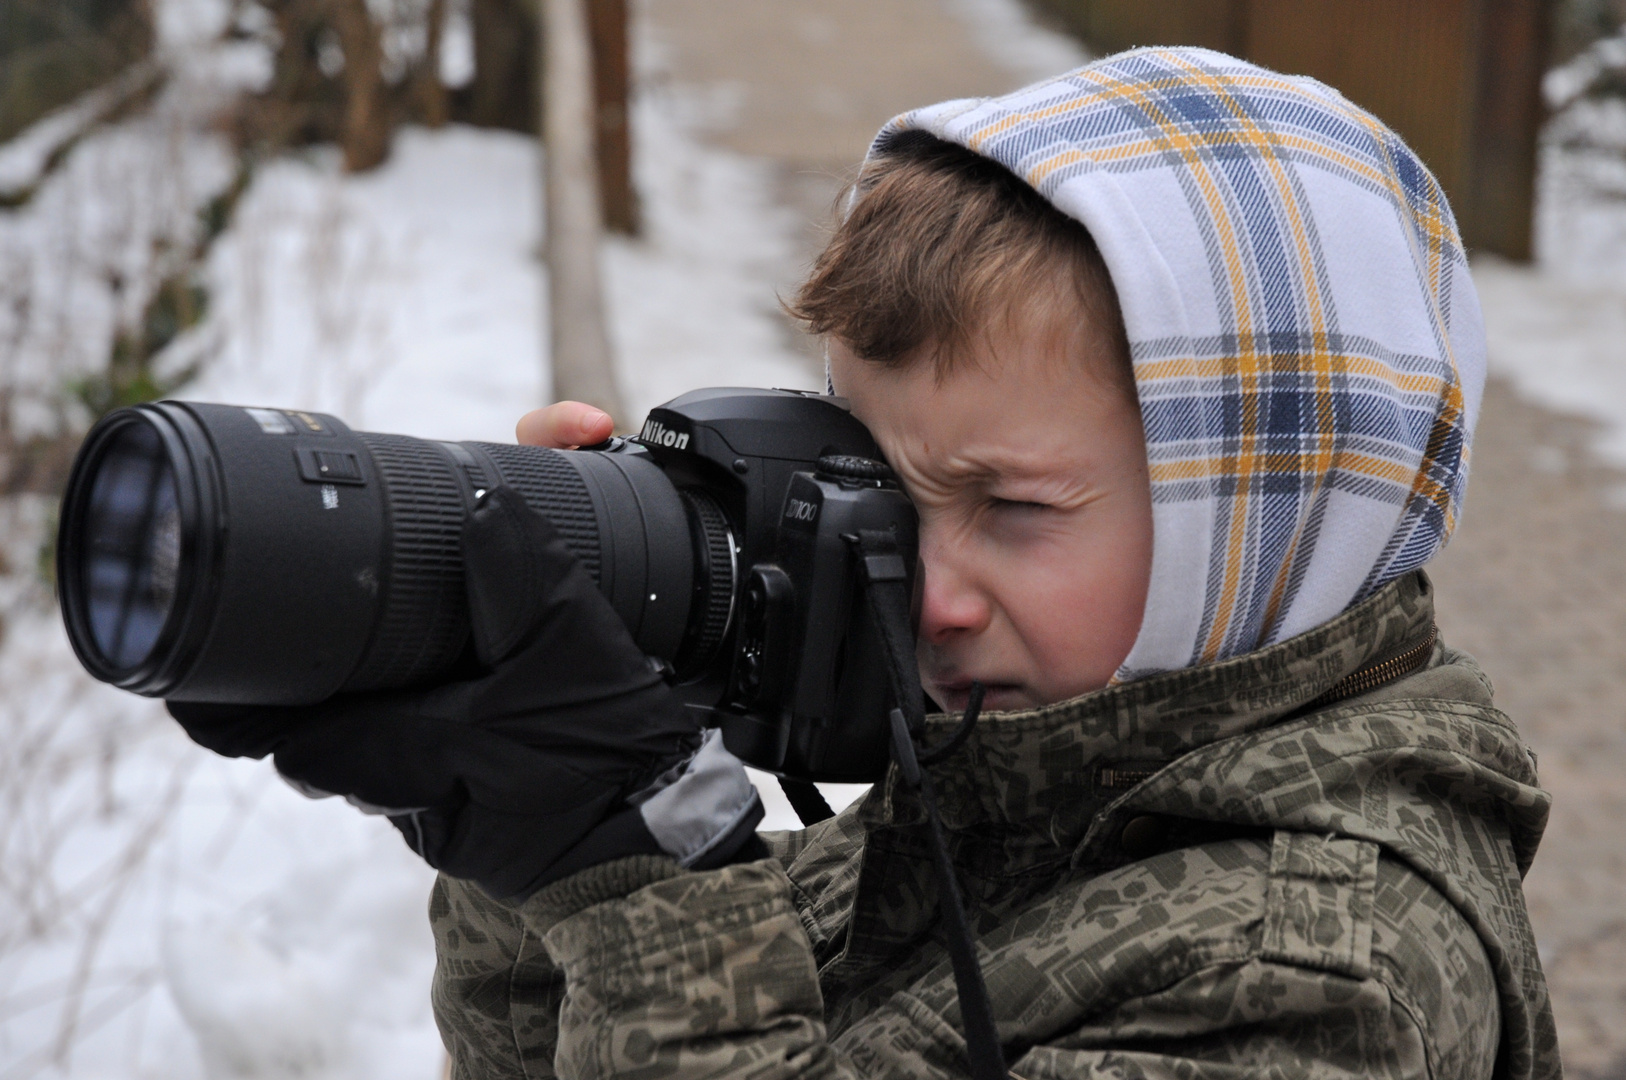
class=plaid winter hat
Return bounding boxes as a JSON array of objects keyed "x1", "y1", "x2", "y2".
[{"x1": 870, "y1": 47, "x2": 1485, "y2": 678}]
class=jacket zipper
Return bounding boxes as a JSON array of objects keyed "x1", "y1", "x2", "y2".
[
  {"x1": 1096, "y1": 622, "x2": 1439, "y2": 791},
  {"x1": 1302, "y1": 622, "x2": 1438, "y2": 711}
]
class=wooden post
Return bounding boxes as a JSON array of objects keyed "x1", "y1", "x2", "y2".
[
  {"x1": 541, "y1": 0, "x2": 627, "y2": 416},
  {"x1": 588, "y1": 0, "x2": 638, "y2": 235},
  {"x1": 420, "y1": 0, "x2": 450, "y2": 128},
  {"x1": 1467, "y1": 0, "x2": 1550, "y2": 261},
  {"x1": 329, "y1": 0, "x2": 390, "y2": 172},
  {"x1": 464, "y1": 0, "x2": 538, "y2": 133}
]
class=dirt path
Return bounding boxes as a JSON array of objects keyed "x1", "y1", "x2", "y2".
[
  {"x1": 639, "y1": 3, "x2": 1626, "y2": 1074},
  {"x1": 1431, "y1": 379, "x2": 1626, "y2": 1080},
  {"x1": 643, "y1": 0, "x2": 1061, "y2": 372}
]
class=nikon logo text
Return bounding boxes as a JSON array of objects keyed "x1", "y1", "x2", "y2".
[
  {"x1": 640, "y1": 419, "x2": 690, "y2": 451},
  {"x1": 784, "y1": 499, "x2": 819, "y2": 523}
]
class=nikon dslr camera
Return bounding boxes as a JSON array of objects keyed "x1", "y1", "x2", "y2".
[{"x1": 55, "y1": 388, "x2": 918, "y2": 783}]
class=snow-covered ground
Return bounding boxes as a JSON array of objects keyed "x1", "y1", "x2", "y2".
[
  {"x1": 1472, "y1": 37, "x2": 1626, "y2": 468},
  {"x1": 0, "y1": 551, "x2": 443, "y2": 1079},
  {"x1": 181, "y1": 71, "x2": 814, "y2": 438}
]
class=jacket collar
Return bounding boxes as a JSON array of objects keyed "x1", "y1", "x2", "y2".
[
  {"x1": 841, "y1": 570, "x2": 1552, "y2": 1080},
  {"x1": 866, "y1": 569, "x2": 1439, "y2": 841}
]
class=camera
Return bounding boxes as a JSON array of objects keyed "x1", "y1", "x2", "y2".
[{"x1": 55, "y1": 388, "x2": 919, "y2": 782}]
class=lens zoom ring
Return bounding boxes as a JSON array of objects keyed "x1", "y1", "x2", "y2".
[
  {"x1": 475, "y1": 443, "x2": 602, "y2": 583},
  {"x1": 681, "y1": 489, "x2": 735, "y2": 670},
  {"x1": 347, "y1": 433, "x2": 470, "y2": 690}
]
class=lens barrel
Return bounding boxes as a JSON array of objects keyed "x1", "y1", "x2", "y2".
[{"x1": 57, "y1": 402, "x2": 736, "y2": 705}]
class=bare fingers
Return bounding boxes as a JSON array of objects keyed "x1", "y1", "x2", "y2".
[{"x1": 515, "y1": 402, "x2": 614, "y2": 448}]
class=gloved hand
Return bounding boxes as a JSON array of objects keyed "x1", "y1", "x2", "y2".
[{"x1": 168, "y1": 485, "x2": 763, "y2": 900}]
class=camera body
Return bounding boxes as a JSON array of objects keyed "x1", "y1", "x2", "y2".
[
  {"x1": 56, "y1": 388, "x2": 918, "y2": 783},
  {"x1": 631, "y1": 389, "x2": 917, "y2": 780}
]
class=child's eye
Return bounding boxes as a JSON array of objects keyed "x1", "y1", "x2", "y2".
[{"x1": 990, "y1": 497, "x2": 1048, "y2": 513}]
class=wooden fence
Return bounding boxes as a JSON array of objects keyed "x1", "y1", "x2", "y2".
[{"x1": 1036, "y1": 0, "x2": 1551, "y2": 259}]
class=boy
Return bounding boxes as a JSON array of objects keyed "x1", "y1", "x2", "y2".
[{"x1": 178, "y1": 47, "x2": 1557, "y2": 1079}]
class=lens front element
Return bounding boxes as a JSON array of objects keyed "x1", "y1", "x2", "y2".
[{"x1": 79, "y1": 420, "x2": 183, "y2": 671}]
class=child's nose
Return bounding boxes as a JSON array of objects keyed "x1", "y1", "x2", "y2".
[{"x1": 916, "y1": 548, "x2": 992, "y2": 643}]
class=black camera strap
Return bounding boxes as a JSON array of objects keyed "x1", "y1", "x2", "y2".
[
  {"x1": 778, "y1": 777, "x2": 836, "y2": 825},
  {"x1": 848, "y1": 528, "x2": 1009, "y2": 1080}
]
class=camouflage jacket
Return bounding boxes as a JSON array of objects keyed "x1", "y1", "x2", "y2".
[{"x1": 429, "y1": 571, "x2": 1559, "y2": 1079}]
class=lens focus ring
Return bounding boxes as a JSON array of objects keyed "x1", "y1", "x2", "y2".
[
  {"x1": 475, "y1": 443, "x2": 602, "y2": 583},
  {"x1": 344, "y1": 433, "x2": 469, "y2": 691}
]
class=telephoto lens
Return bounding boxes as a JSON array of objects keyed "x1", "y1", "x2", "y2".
[
  {"x1": 57, "y1": 390, "x2": 917, "y2": 781},
  {"x1": 56, "y1": 401, "x2": 743, "y2": 705}
]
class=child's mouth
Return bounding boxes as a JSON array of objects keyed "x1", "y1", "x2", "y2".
[{"x1": 932, "y1": 679, "x2": 1024, "y2": 713}]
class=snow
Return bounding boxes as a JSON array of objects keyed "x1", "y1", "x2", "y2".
[
  {"x1": 1470, "y1": 93, "x2": 1626, "y2": 468},
  {"x1": 1543, "y1": 29, "x2": 1626, "y2": 111},
  {"x1": 183, "y1": 64, "x2": 814, "y2": 441},
  {"x1": 0, "y1": 63, "x2": 162, "y2": 202},
  {"x1": 0, "y1": 39, "x2": 263, "y2": 441},
  {"x1": 946, "y1": 0, "x2": 1092, "y2": 82},
  {"x1": 0, "y1": 500, "x2": 443, "y2": 1080}
]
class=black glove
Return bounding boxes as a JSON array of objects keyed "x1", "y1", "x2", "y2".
[{"x1": 169, "y1": 485, "x2": 762, "y2": 899}]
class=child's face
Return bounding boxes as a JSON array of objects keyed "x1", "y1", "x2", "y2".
[{"x1": 828, "y1": 303, "x2": 1152, "y2": 713}]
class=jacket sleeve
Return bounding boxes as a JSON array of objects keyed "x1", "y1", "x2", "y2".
[
  {"x1": 434, "y1": 834, "x2": 1499, "y2": 1080},
  {"x1": 426, "y1": 832, "x2": 850, "y2": 1080},
  {"x1": 519, "y1": 855, "x2": 863, "y2": 1080},
  {"x1": 430, "y1": 873, "x2": 569, "y2": 1080}
]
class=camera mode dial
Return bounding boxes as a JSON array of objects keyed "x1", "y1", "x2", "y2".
[{"x1": 814, "y1": 455, "x2": 894, "y2": 483}]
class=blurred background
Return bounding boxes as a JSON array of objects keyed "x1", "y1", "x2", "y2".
[{"x1": 0, "y1": 1, "x2": 1622, "y2": 1077}]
